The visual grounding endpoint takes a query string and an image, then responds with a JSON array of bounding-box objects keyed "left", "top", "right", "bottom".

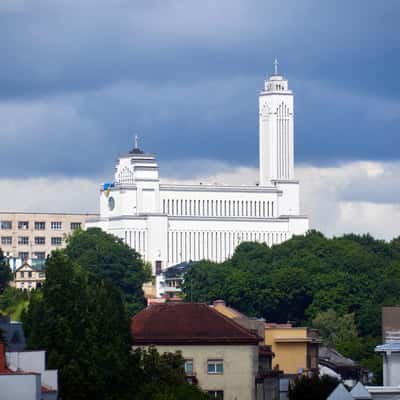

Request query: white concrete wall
[
  {"left": 382, "top": 352, "right": 400, "bottom": 386},
  {"left": 7, "top": 351, "right": 45, "bottom": 373},
  {"left": 0, "top": 374, "right": 41, "bottom": 400}
]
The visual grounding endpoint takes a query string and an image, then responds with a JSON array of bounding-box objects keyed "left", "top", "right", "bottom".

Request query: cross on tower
[
  {"left": 134, "top": 134, "right": 139, "bottom": 149},
  {"left": 274, "top": 58, "right": 279, "bottom": 75}
]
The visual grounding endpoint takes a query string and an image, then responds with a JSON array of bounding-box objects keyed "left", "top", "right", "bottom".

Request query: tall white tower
[{"left": 259, "top": 59, "right": 294, "bottom": 185}]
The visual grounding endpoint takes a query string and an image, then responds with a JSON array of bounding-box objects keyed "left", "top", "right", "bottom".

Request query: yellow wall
[{"left": 265, "top": 328, "right": 308, "bottom": 374}]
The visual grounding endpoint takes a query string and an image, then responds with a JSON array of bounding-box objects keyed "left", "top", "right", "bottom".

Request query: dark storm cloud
[{"left": 0, "top": 0, "right": 399, "bottom": 178}]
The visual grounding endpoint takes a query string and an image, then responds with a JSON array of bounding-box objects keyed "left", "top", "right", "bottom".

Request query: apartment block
[{"left": 0, "top": 212, "right": 98, "bottom": 270}]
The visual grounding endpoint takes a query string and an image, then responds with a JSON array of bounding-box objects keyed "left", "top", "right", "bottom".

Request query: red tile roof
[{"left": 131, "top": 303, "right": 261, "bottom": 345}]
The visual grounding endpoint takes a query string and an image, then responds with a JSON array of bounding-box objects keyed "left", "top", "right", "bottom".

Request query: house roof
[
  {"left": 327, "top": 383, "right": 353, "bottom": 400},
  {"left": 131, "top": 303, "right": 262, "bottom": 345},
  {"left": 351, "top": 382, "right": 372, "bottom": 399}
]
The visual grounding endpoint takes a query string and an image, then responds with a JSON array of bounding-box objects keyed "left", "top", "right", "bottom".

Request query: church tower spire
[{"left": 259, "top": 61, "right": 294, "bottom": 185}]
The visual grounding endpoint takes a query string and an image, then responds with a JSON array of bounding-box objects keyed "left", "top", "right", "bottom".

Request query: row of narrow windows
[
  {"left": 124, "top": 230, "right": 146, "bottom": 257},
  {"left": 168, "top": 230, "right": 288, "bottom": 265},
  {"left": 162, "top": 199, "right": 275, "bottom": 218}
]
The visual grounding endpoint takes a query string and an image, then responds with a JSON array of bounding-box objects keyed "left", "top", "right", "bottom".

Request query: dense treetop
[
  {"left": 65, "top": 227, "right": 150, "bottom": 315},
  {"left": 183, "top": 230, "right": 400, "bottom": 380}
]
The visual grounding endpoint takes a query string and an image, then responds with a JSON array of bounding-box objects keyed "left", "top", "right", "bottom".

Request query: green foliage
[
  {"left": 0, "top": 287, "right": 29, "bottom": 320},
  {"left": 312, "top": 309, "right": 358, "bottom": 348},
  {"left": 65, "top": 227, "right": 149, "bottom": 315},
  {"left": 23, "top": 250, "right": 134, "bottom": 400},
  {"left": 23, "top": 249, "right": 207, "bottom": 400},
  {"left": 0, "top": 249, "right": 12, "bottom": 293},
  {"left": 133, "top": 347, "right": 208, "bottom": 400},
  {"left": 183, "top": 230, "right": 400, "bottom": 380},
  {"left": 289, "top": 374, "right": 339, "bottom": 400}
]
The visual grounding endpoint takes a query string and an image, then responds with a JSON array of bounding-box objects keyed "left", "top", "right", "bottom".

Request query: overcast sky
[{"left": 1, "top": 1, "right": 400, "bottom": 239}]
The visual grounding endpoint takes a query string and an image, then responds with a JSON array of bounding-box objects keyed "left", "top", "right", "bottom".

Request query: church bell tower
[{"left": 259, "top": 59, "right": 294, "bottom": 185}]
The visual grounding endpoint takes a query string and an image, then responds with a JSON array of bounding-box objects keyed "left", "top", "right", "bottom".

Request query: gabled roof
[
  {"left": 327, "top": 383, "right": 353, "bottom": 400},
  {"left": 351, "top": 382, "right": 372, "bottom": 399},
  {"left": 131, "top": 303, "right": 261, "bottom": 345}
]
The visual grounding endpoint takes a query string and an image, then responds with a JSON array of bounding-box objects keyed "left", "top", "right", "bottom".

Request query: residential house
[
  {"left": 131, "top": 302, "right": 266, "bottom": 400},
  {"left": 12, "top": 261, "right": 45, "bottom": 291}
]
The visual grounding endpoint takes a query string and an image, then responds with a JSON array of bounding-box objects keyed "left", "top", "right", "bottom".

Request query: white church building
[{"left": 87, "top": 62, "right": 309, "bottom": 276}]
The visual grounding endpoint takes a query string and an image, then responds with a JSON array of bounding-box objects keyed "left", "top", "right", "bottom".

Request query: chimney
[
  {"left": 0, "top": 342, "right": 6, "bottom": 370},
  {"left": 213, "top": 300, "right": 226, "bottom": 307}
]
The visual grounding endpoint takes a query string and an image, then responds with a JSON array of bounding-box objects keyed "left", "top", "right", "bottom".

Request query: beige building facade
[
  {"left": 0, "top": 212, "right": 98, "bottom": 270},
  {"left": 139, "top": 344, "right": 259, "bottom": 400},
  {"left": 12, "top": 262, "right": 45, "bottom": 291}
]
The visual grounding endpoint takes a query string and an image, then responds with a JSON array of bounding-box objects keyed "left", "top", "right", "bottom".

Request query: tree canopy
[
  {"left": 0, "top": 249, "right": 12, "bottom": 294},
  {"left": 65, "top": 227, "right": 150, "bottom": 315},
  {"left": 183, "top": 230, "right": 400, "bottom": 381},
  {"left": 22, "top": 249, "right": 207, "bottom": 400}
]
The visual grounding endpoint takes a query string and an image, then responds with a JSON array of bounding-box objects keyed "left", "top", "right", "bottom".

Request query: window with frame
[
  {"left": 18, "top": 252, "right": 29, "bottom": 260},
  {"left": 18, "top": 221, "right": 29, "bottom": 230},
  {"left": 51, "top": 237, "right": 62, "bottom": 246},
  {"left": 1, "top": 221, "right": 12, "bottom": 230},
  {"left": 18, "top": 236, "right": 29, "bottom": 245},
  {"left": 207, "top": 360, "right": 223, "bottom": 374},
  {"left": 28, "top": 271, "right": 32, "bottom": 278},
  {"left": 34, "top": 221, "right": 46, "bottom": 230},
  {"left": 184, "top": 359, "right": 194, "bottom": 375},
  {"left": 51, "top": 221, "right": 62, "bottom": 230},
  {"left": 33, "top": 252, "right": 46, "bottom": 260},
  {"left": 207, "top": 391, "right": 224, "bottom": 399},
  {"left": 34, "top": 236, "right": 45, "bottom": 245},
  {"left": 70, "top": 222, "right": 81, "bottom": 230},
  {"left": 1, "top": 236, "right": 12, "bottom": 245},
  {"left": 20, "top": 271, "right": 25, "bottom": 278}
]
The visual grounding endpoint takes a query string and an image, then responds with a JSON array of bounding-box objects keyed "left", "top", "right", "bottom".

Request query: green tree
[
  {"left": 289, "top": 374, "right": 339, "bottom": 400},
  {"left": 312, "top": 309, "right": 358, "bottom": 348},
  {"left": 133, "top": 347, "right": 208, "bottom": 400},
  {"left": 0, "top": 249, "right": 12, "bottom": 293},
  {"left": 65, "top": 227, "right": 150, "bottom": 315},
  {"left": 23, "top": 250, "right": 134, "bottom": 400}
]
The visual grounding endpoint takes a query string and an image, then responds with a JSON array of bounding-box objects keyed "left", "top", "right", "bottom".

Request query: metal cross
[{"left": 274, "top": 58, "right": 279, "bottom": 75}]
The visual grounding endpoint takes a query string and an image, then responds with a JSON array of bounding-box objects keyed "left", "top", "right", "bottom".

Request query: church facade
[{"left": 87, "top": 64, "right": 309, "bottom": 274}]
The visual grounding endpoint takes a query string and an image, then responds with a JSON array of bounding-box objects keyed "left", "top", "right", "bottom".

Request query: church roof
[
  {"left": 129, "top": 147, "right": 144, "bottom": 155},
  {"left": 131, "top": 302, "right": 261, "bottom": 345}
]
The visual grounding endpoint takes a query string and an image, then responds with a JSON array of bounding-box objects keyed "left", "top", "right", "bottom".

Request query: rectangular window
[
  {"left": 1, "top": 221, "right": 12, "bottom": 230},
  {"left": 51, "top": 237, "right": 62, "bottom": 246},
  {"left": 33, "top": 252, "right": 46, "bottom": 260},
  {"left": 34, "top": 236, "right": 45, "bottom": 245},
  {"left": 34, "top": 221, "right": 46, "bottom": 230},
  {"left": 28, "top": 271, "right": 32, "bottom": 278},
  {"left": 207, "top": 391, "right": 224, "bottom": 399},
  {"left": 207, "top": 360, "right": 223, "bottom": 374},
  {"left": 18, "top": 221, "right": 29, "bottom": 230},
  {"left": 18, "top": 236, "right": 29, "bottom": 245},
  {"left": 20, "top": 271, "right": 24, "bottom": 278},
  {"left": 155, "top": 260, "right": 162, "bottom": 275},
  {"left": 1, "top": 236, "right": 12, "bottom": 245},
  {"left": 70, "top": 222, "right": 81, "bottom": 230},
  {"left": 18, "top": 252, "right": 29, "bottom": 260},
  {"left": 51, "top": 221, "right": 62, "bottom": 230},
  {"left": 184, "top": 359, "right": 193, "bottom": 375}
]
